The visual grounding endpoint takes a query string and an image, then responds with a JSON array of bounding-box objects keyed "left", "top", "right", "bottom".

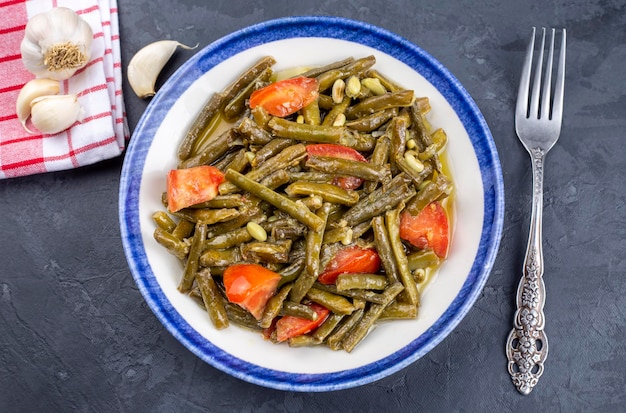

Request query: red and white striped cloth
[{"left": 0, "top": 0, "right": 128, "bottom": 179}]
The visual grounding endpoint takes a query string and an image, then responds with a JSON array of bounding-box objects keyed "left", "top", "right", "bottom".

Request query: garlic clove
[
  {"left": 128, "top": 40, "right": 198, "bottom": 98},
  {"left": 15, "top": 78, "right": 61, "bottom": 133},
  {"left": 20, "top": 7, "right": 93, "bottom": 80},
  {"left": 30, "top": 94, "right": 84, "bottom": 135}
]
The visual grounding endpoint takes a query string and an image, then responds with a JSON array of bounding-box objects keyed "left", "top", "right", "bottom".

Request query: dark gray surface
[{"left": 2, "top": 0, "right": 625, "bottom": 411}]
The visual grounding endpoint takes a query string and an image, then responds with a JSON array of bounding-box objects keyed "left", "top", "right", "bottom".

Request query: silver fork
[{"left": 505, "top": 27, "right": 566, "bottom": 395}]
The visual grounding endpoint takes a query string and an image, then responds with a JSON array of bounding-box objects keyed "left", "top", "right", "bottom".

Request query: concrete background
[{"left": 1, "top": 0, "right": 625, "bottom": 411}]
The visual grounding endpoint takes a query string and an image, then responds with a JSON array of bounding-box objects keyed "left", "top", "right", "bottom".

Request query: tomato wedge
[
  {"left": 399, "top": 201, "right": 450, "bottom": 258},
  {"left": 223, "top": 263, "right": 281, "bottom": 320},
  {"left": 305, "top": 144, "right": 368, "bottom": 190},
  {"left": 249, "top": 77, "right": 319, "bottom": 117},
  {"left": 166, "top": 165, "right": 225, "bottom": 213},
  {"left": 275, "top": 302, "right": 330, "bottom": 342},
  {"left": 317, "top": 245, "right": 382, "bottom": 285}
]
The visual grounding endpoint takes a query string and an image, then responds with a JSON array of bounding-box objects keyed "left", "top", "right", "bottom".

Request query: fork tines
[{"left": 517, "top": 27, "right": 566, "bottom": 123}]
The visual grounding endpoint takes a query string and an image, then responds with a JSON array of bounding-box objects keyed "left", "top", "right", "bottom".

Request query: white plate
[{"left": 119, "top": 16, "right": 504, "bottom": 392}]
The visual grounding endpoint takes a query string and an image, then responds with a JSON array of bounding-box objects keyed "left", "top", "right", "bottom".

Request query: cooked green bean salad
[{"left": 152, "top": 56, "right": 454, "bottom": 352}]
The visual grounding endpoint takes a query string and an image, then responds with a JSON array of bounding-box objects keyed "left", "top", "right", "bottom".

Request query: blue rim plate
[{"left": 119, "top": 16, "right": 504, "bottom": 392}]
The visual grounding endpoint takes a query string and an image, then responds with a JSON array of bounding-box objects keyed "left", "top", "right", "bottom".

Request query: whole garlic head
[{"left": 21, "top": 7, "right": 93, "bottom": 80}]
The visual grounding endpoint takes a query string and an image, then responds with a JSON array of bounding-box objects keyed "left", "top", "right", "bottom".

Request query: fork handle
[{"left": 505, "top": 147, "right": 549, "bottom": 395}]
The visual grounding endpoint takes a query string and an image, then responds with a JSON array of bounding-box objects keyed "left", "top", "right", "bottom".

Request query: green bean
[
  {"left": 430, "top": 128, "right": 447, "bottom": 152},
  {"left": 219, "top": 144, "right": 307, "bottom": 194},
  {"left": 178, "top": 93, "right": 225, "bottom": 161},
  {"left": 179, "top": 128, "right": 237, "bottom": 169},
  {"left": 237, "top": 117, "right": 273, "bottom": 145},
  {"left": 389, "top": 116, "right": 408, "bottom": 174},
  {"left": 363, "top": 136, "right": 390, "bottom": 193},
  {"left": 259, "top": 169, "right": 291, "bottom": 190},
  {"left": 223, "top": 67, "right": 273, "bottom": 121},
  {"left": 297, "top": 194, "right": 324, "bottom": 211},
  {"left": 199, "top": 248, "right": 242, "bottom": 267},
  {"left": 367, "top": 69, "right": 403, "bottom": 93},
  {"left": 290, "top": 202, "right": 331, "bottom": 302},
  {"left": 223, "top": 301, "right": 262, "bottom": 331},
  {"left": 212, "top": 148, "right": 240, "bottom": 171},
  {"left": 289, "top": 171, "right": 337, "bottom": 184},
  {"left": 260, "top": 284, "right": 292, "bottom": 329},
  {"left": 297, "top": 57, "right": 355, "bottom": 79},
  {"left": 316, "top": 55, "right": 376, "bottom": 92},
  {"left": 196, "top": 268, "right": 229, "bottom": 330},
  {"left": 306, "top": 287, "right": 355, "bottom": 315},
  {"left": 345, "top": 90, "right": 414, "bottom": 120},
  {"left": 326, "top": 308, "right": 365, "bottom": 351},
  {"left": 342, "top": 282, "right": 404, "bottom": 352},
  {"left": 301, "top": 98, "right": 321, "bottom": 125},
  {"left": 193, "top": 194, "right": 245, "bottom": 209},
  {"left": 285, "top": 182, "right": 359, "bottom": 206},
  {"left": 221, "top": 148, "right": 249, "bottom": 173},
  {"left": 406, "top": 177, "right": 448, "bottom": 215},
  {"left": 178, "top": 222, "right": 207, "bottom": 293},
  {"left": 251, "top": 105, "right": 271, "bottom": 128},
  {"left": 306, "top": 202, "right": 331, "bottom": 277},
  {"left": 345, "top": 108, "right": 398, "bottom": 132},
  {"left": 343, "top": 177, "right": 415, "bottom": 226},
  {"left": 220, "top": 56, "right": 276, "bottom": 108},
  {"left": 153, "top": 228, "right": 189, "bottom": 260},
  {"left": 305, "top": 156, "right": 389, "bottom": 183},
  {"left": 385, "top": 208, "right": 419, "bottom": 306},
  {"left": 351, "top": 220, "right": 372, "bottom": 239},
  {"left": 204, "top": 227, "right": 252, "bottom": 249},
  {"left": 321, "top": 96, "right": 352, "bottom": 126},
  {"left": 407, "top": 250, "right": 441, "bottom": 271},
  {"left": 251, "top": 138, "right": 293, "bottom": 167},
  {"left": 371, "top": 216, "right": 399, "bottom": 284},
  {"left": 336, "top": 273, "right": 388, "bottom": 291},
  {"left": 410, "top": 100, "right": 433, "bottom": 149},
  {"left": 268, "top": 117, "right": 343, "bottom": 144},
  {"left": 378, "top": 301, "right": 418, "bottom": 321},
  {"left": 278, "top": 257, "right": 305, "bottom": 287},
  {"left": 270, "top": 221, "right": 307, "bottom": 240},
  {"left": 322, "top": 226, "right": 353, "bottom": 245},
  {"left": 225, "top": 169, "right": 324, "bottom": 232},
  {"left": 241, "top": 240, "right": 292, "bottom": 264},
  {"left": 312, "top": 313, "right": 344, "bottom": 342},
  {"left": 345, "top": 132, "right": 377, "bottom": 152},
  {"left": 171, "top": 218, "right": 195, "bottom": 240},
  {"left": 205, "top": 205, "right": 263, "bottom": 239},
  {"left": 280, "top": 301, "right": 318, "bottom": 321},
  {"left": 317, "top": 93, "right": 334, "bottom": 111},
  {"left": 288, "top": 335, "right": 321, "bottom": 347},
  {"left": 312, "top": 282, "right": 391, "bottom": 305},
  {"left": 152, "top": 211, "right": 176, "bottom": 232},
  {"left": 173, "top": 207, "right": 239, "bottom": 224}
]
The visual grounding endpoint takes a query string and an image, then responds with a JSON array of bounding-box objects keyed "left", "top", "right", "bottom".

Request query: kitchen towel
[{"left": 0, "top": 0, "right": 128, "bottom": 179}]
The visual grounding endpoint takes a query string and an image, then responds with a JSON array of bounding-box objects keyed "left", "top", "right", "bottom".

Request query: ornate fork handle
[{"left": 506, "top": 147, "right": 549, "bottom": 395}]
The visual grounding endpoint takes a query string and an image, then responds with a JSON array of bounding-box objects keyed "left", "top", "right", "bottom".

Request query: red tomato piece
[
  {"left": 305, "top": 144, "right": 368, "bottom": 190},
  {"left": 249, "top": 77, "right": 319, "bottom": 117},
  {"left": 223, "top": 263, "right": 281, "bottom": 320},
  {"left": 166, "top": 165, "right": 225, "bottom": 213},
  {"left": 399, "top": 201, "right": 450, "bottom": 258},
  {"left": 317, "top": 245, "right": 382, "bottom": 285},
  {"left": 275, "top": 302, "right": 330, "bottom": 342}
]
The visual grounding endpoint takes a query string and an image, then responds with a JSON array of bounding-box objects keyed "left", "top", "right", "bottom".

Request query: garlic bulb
[
  {"left": 128, "top": 40, "right": 197, "bottom": 98},
  {"left": 21, "top": 7, "right": 93, "bottom": 80},
  {"left": 30, "top": 95, "right": 84, "bottom": 134},
  {"left": 15, "top": 78, "right": 60, "bottom": 132}
]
